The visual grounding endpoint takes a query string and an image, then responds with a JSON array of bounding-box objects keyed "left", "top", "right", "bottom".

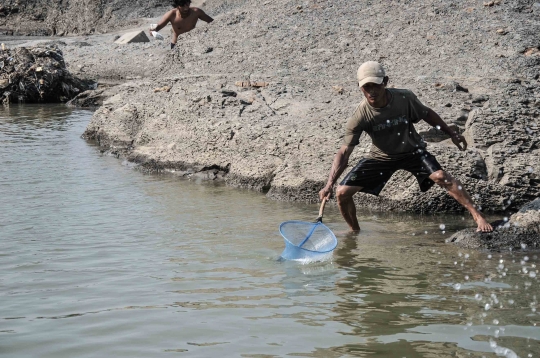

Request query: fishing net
[{"left": 279, "top": 221, "right": 337, "bottom": 259}]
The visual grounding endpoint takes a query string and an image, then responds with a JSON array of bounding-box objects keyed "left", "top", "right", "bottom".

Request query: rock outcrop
[{"left": 447, "top": 198, "right": 540, "bottom": 250}]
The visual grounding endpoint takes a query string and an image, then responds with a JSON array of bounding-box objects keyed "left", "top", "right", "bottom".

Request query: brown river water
[{"left": 1, "top": 105, "right": 539, "bottom": 357}]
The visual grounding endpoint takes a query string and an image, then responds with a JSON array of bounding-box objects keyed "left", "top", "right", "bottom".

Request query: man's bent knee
[
  {"left": 336, "top": 185, "right": 361, "bottom": 202},
  {"left": 429, "top": 170, "right": 452, "bottom": 186},
  {"left": 335, "top": 187, "right": 349, "bottom": 203}
]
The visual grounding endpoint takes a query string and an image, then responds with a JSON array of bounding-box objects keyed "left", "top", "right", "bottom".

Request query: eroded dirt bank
[
  {"left": 0, "top": 0, "right": 172, "bottom": 36},
  {"left": 3, "top": 0, "right": 539, "bottom": 227},
  {"left": 83, "top": 0, "right": 539, "bottom": 216}
]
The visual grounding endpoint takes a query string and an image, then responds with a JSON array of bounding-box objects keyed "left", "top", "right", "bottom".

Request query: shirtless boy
[
  {"left": 319, "top": 61, "right": 493, "bottom": 233},
  {"left": 150, "top": 0, "right": 214, "bottom": 49}
]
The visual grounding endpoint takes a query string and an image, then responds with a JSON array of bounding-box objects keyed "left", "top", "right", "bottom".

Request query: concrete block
[{"left": 114, "top": 31, "right": 150, "bottom": 44}]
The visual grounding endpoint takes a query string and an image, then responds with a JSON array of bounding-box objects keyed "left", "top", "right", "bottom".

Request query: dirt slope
[
  {"left": 82, "top": 0, "right": 539, "bottom": 216},
  {"left": 4, "top": 0, "right": 539, "bottom": 218}
]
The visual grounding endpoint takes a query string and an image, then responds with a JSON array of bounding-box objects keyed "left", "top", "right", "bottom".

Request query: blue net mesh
[{"left": 279, "top": 221, "right": 337, "bottom": 253}]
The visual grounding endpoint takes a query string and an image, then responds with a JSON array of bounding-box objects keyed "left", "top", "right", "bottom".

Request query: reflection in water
[
  {"left": 0, "top": 105, "right": 539, "bottom": 358},
  {"left": 0, "top": 104, "right": 72, "bottom": 130},
  {"left": 328, "top": 232, "right": 540, "bottom": 357}
]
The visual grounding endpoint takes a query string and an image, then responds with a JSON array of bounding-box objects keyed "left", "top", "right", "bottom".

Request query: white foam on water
[{"left": 489, "top": 340, "right": 518, "bottom": 358}]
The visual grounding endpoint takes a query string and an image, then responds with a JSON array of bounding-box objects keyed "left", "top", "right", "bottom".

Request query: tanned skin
[
  {"left": 319, "top": 77, "right": 493, "bottom": 233},
  {"left": 150, "top": 3, "right": 213, "bottom": 45}
]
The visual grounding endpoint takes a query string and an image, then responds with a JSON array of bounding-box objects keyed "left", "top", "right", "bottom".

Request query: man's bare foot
[
  {"left": 346, "top": 230, "right": 361, "bottom": 239},
  {"left": 334, "top": 229, "right": 361, "bottom": 237},
  {"left": 475, "top": 216, "right": 493, "bottom": 233}
]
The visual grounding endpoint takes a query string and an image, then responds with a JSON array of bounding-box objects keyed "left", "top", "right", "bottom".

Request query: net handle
[
  {"left": 315, "top": 196, "right": 329, "bottom": 223},
  {"left": 298, "top": 197, "right": 329, "bottom": 248}
]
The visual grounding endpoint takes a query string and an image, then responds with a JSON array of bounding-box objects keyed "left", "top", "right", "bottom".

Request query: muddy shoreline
[{"left": 2, "top": 0, "right": 540, "bottom": 249}]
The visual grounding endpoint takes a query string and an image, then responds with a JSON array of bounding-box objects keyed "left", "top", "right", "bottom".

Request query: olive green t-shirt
[{"left": 343, "top": 88, "right": 430, "bottom": 160}]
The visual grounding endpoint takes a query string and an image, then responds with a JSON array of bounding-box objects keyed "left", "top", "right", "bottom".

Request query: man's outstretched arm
[
  {"left": 423, "top": 108, "right": 467, "bottom": 151},
  {"left": 198, "top": 9, "right": 214, "bottom": 23},
  {"left": 151, "top": 10, "right": 173, "bottom": 33},
  {"left": 319, "top": 145, "right": 355, "bottom": 200}
]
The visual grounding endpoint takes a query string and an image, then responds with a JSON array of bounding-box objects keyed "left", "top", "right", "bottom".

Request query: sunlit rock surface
[{"left": 448, "top": 198, "right": 540, "bottom": 250}]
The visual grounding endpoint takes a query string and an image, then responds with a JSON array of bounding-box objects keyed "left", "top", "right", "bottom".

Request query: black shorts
[{"left": 339, "top": 150, "right": 442, "bottom": 196}]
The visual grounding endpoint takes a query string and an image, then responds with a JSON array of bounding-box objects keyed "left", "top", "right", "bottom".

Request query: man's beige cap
[{"left": 357, "top": 61, "right": 385, "bottom": 88}]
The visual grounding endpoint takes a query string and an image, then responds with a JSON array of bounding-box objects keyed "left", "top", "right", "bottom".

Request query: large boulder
[{"left": 447, "top": 198, "right": 540, "bottom": 250}]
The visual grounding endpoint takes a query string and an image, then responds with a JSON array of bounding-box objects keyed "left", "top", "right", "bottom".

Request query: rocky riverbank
[
  {"left": 3, "top": 0, "right": 540, "bottom": 248},
  {"left": 0, "top": 0, "right": 172, "bottom": 36},
  {"left": 84, "top": 0, "right": 540, "bottom": 210}
]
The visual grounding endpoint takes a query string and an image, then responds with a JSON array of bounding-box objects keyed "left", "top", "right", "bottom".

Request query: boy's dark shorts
[{"left": 339, "top": 150, "right": 442, "bottom": 196}]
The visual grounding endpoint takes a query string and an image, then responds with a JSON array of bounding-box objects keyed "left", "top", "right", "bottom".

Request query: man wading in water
[
  {"left": 150, "top": 0, "right": 214, "bottom": 49},
  {"left": 319, "top": 61, "right": 493, "bottom": 233}
]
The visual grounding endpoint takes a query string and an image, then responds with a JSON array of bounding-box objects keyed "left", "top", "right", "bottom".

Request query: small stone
[
  {"left": 472, "top": 95, "right": 489, "bottom": 103},
  {"left": 251, "top": 81, "right": 269, "bottom": 88},
  {"left": 235, "top": 81, "right": 251, "bottom": 87},
  {"left": 523, "top": 47, "right": 540, "bottom": 57},
  {"left": 234, "top": 81, "right": 268, "bottom": 88},
  {"left": 153, "top": 85, "right": 171, "bottom": 93},
  {"left": 239, "top": 99, "right": 253, "bottom": 105},
  {"left": 455, "top": 84, "right": 468, "bottom": 93},
  {"left": 496, "top": 29, "right": 508, "bottom": 35},
  {"left": 221, "top": 89, "right": 237, "bottom": 97},
  {"left": 332, "top": 86, "right": 344, "bottom": 95}
]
